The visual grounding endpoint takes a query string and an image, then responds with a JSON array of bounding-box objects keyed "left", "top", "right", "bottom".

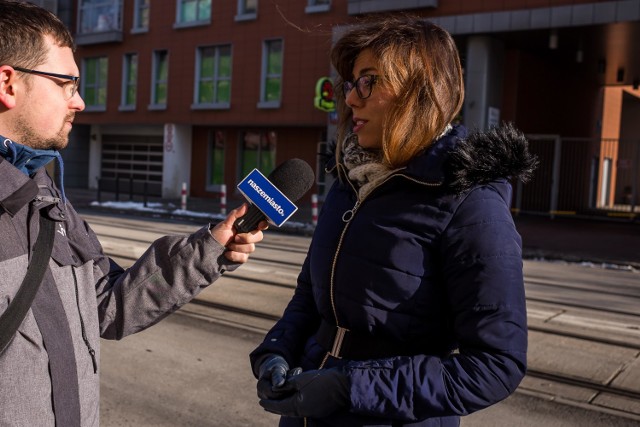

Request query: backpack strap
[{"left": 0, "top": 214, "right": 56, "bottom": 354}]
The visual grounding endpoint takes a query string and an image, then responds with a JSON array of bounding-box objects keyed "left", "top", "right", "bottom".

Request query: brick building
[{"left": 55, "top": 0, "right": 640, "bottom": 214}]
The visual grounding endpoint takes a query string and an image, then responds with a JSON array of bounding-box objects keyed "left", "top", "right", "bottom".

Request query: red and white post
[
  {"left": 220, "top": 184, "right": 227, "bottom": 215},
  {"left": 180, "top": 182, "right": 187, "bottom": 211},
  {"left": 311, "top": 194, "right": 318, "bottom": 226}
]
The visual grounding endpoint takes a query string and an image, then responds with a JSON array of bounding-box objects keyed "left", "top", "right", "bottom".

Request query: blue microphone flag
[{"left": 236, "top": 168, "right": 298, "bottom": 227}]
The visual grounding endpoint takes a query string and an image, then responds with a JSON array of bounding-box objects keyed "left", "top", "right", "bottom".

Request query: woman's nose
[{"left": 345, "top": 86, "right": 361, "bottom": 109}]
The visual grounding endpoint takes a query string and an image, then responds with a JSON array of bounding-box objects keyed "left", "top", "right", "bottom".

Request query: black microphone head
[{"left": 267, "top": 158, "right": 315, "bottom": 202}]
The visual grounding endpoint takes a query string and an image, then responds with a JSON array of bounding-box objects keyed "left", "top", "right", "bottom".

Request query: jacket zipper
[
  {"left": 309, "top": 168, "right": 442, "bottom": 426},
  {"left": 71, "top": 268, "right": 98, "bottom": 373},
  {"left": 321, "top": 169, "right": 442, "bottom": 369}
]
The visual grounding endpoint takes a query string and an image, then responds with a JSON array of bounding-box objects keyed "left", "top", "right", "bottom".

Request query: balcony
[
  {"left": 75, "top": 1, "right": 123, "bottom": 45},
  {"left": 347, "top": 0, "right": 437, "bottom": 15}
]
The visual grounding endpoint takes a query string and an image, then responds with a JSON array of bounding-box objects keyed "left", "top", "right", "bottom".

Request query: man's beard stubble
[{"left": 14, "top": 111, "right": 73, "bottom": 151}]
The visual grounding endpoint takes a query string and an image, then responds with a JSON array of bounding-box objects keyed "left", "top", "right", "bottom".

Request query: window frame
[
  {"left": 149, "top": 50, "right": 169, "bottom": 110},
  {"left": 119, "top": 53, "right": 138, "bottom": 111},
  {"left": 192, "top": 44, "right": 232, "bottom": 110},
  {"left": 81, "top": 56, "right": 108, "bottom": 112},
  {"left": 174, "top": 0, "right": 211, "bottom": 28},
  {"left": 257, "top": 38, "right": 283, "bottom": 109},
  {"left": 235, "top": 0, "right": 257, "bottom": 21},
  {"left": 206, "top": 130, "right": 227, "bottom": 191},
  {"left": 77, "top": 0, "right": 123, "bottom": 35},
  {"left": 132, "top": 0, "right": 150, "bottom": 33},
  {"left": 237, "top": 130, "right": 277, "bottom": 184},
  {"left": 305, "top": 0, "right": 331, "bottom": 14}
]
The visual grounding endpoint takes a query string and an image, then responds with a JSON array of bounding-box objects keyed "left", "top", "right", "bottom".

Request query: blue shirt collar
[{"left": 0, "top": 135, "right": 66, "bottom": 202}]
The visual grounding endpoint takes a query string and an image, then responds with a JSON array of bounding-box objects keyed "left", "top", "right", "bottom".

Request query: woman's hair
[
  {"left": 0, "top": 1, "right": 75, "bottom": 69},
  {"left": 331, "top": 15, "right": 464, "bottom": 168}
]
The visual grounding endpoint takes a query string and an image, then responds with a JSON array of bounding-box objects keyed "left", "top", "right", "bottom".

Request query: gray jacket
[{"left": 0, "top": 157, "right": 235, "bottom": 426}]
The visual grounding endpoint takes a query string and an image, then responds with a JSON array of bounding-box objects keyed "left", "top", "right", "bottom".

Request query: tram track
[
  {"left": 526, "top": 369, "right": 640, "bottom": 401},
  {"left": 86, "top": 212, "right": 640, "bottom": 421},
  {"left": 526, "top": 277, "right": 640, "bottom": 299},
  {"left": 525, "top": 295, "right": 640, "bottom": 318},
  {"left": 102, "top": 245, "right": 640, "bottom": 347},
  {"left": 181, "top": 298, "right": 640, "bottom": 420}
]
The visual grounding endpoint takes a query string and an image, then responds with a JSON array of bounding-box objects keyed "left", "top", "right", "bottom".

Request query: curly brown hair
[{"left": 331, "top": 15, "right": 464, "bottom": 168}]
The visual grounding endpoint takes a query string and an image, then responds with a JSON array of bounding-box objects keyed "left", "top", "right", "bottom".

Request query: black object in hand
[
  {"left": 257, "top": 354, "right": 302, "bottom": 400},
  {"left": 259, "top": 367, "right": 349, "bottom": 418}
]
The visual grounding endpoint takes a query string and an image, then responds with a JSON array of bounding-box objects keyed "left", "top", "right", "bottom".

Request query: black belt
[{"left": 315, "top": 319, "right": 416, "bottom": 361}]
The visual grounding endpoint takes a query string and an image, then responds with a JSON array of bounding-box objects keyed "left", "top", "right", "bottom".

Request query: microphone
[{"left": 234, "top": 158, "right": 315, "bottom": 233}]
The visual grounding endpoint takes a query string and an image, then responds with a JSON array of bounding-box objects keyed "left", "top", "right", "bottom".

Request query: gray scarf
[
  {"left": 341, "top": 125, "right": 453, "bottom": 200},
  {"left": 341, "top": 134, "right": 400, "bottom": 200}
]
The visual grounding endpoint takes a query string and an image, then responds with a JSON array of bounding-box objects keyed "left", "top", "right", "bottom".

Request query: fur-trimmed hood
[
  {"left": 400, "top": 123, "right": 538, "bottom": 194},
  {"left": 325, "top": 123, "right": 538, "bottom": 194},
  {"left": 447, "top": 123, "right": 538, "bottom": 193}
]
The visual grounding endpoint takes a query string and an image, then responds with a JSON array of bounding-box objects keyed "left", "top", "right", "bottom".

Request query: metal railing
[
  {"left": 96, "top": 176, "right": 163, "bottom": 207},
  {"left": 513, "top": 136, "right": 639, "bottom": 221}
]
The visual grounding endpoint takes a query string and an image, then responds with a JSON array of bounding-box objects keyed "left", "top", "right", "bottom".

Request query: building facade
[
  {"left": 69, "top": 0, "right": 348, "bottom": 204},
  {"left": 64, "top": 0, "right": 640, "bottom": 216}
]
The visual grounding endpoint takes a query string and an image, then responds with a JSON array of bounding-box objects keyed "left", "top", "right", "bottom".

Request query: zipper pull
[{"left": 341, "top": 201, "right": 359, "bottom": 222}]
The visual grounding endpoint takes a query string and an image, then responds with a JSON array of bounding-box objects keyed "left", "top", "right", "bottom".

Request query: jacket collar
[
  {"left": 402, "top": 124, "right": 467, "bottom": 184},
  {"left": 0, "top": 135, "right": 60, "bottom": 176},
  {"left": 326, "top": 122, "right": 537, "bottom": 194},
  {"left": 0, "top": 157, "right": 39, "bottom": 216},
  {"left": 0, "top": 135, "right": 67, "bottom": 203}
]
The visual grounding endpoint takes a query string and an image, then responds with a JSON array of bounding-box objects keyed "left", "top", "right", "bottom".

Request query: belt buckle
[{"left": 329, "top": 326, "right": 349, "bottom": 359}]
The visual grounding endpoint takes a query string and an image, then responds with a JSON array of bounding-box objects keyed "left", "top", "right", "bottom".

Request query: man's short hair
[{"left": 0, "top": 1, "right": 75, "bottom": 69}]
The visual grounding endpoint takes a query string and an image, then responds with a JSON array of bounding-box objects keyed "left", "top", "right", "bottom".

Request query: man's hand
[{"left": 210, "top": 203, "right": 268, "bottom": 263}]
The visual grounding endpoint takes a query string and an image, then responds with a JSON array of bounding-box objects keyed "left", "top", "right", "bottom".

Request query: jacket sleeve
[
  {"left": 82, "top": 217, "right": 237, "bottom": 340},
  {"left": 345, "top": 184, "right": 527, "bottom": 421},
  {"left": 249, "top": 253, "right": 322, "bottom": 376}
]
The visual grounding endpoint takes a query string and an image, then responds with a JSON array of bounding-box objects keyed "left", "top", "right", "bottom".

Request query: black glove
[
  {"left": 259, "top": 367, "right": 350, "bottom": 418},
  {"left": 256, "top": 354, "right": 302, "bottom": 400}
]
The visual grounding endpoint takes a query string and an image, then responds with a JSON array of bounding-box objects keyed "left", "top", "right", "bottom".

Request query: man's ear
[{"left": 0, "top": 66, "right": 18, "bottom": 109}]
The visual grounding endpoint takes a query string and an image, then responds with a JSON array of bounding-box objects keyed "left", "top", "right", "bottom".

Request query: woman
[{"left": 250, "top": 15, "right": 537, "bottom": 427}]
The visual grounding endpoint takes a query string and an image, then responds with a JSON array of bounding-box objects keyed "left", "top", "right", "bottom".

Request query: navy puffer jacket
[{"left": 251, "top": 124, "right": 537, "bottom": 427}]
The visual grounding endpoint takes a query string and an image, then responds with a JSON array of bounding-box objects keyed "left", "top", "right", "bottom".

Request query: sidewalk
[
  {"left": 71, "top": 187, "right": 640, "bottom": 421},
  {"left": 67, "top": 187, "right": 640, "bottom": 269}
]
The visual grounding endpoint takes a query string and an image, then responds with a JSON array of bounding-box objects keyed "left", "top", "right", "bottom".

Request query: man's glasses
[
  {"left": 13, "top": 66, "right": 80, "bottom": 100},
  {"left": 342, "top": 74, "right": 380, "bottom": 100}
]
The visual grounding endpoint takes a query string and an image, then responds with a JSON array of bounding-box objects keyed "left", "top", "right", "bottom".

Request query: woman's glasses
[{"left": 342, "top": 74, "right": 379, "bottom": 100}]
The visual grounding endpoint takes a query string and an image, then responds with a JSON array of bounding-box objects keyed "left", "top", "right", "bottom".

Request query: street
[
  {"left": 84, "top": 211, "right": 640, "bottom": 426},
  {"left": 100, "top": 311, "right": 639, "bottom": 427}
]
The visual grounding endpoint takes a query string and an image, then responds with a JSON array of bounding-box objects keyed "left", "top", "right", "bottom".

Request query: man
[{"left": 0, "top": 2, "right": 265, "bottom": 426}]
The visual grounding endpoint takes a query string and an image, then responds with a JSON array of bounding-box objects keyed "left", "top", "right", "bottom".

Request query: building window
[
  {"left": 132, "top": 0, "right": 149, "bottom": 32},
  {"left": 78, "top": 0, "right": 122, "bottom": 34},
  {"left": 257, "top": 39, "right": 283, "bottom": 109},
  {"left": 120, "top": 53, "right": 138, "bottom": 110},
  {"left": 193, "top": 45, "right": 232, "bottom": 109},
  {"left": 239, "top": 131, "right": 276, "bottom": 180},
  {"left": 305, "top": 0, "right": 330, "bottom": 13},
  {"left": 207, "top": 130, "right": 226, "bottom": 190},
  {"left": 150, "top": 50, "right": 169, "bottom": 109},
  {"left": 235, "top": 0, "right": 257, "bottom": 21},
  {"left": 82, "top": 56, "right": 108, "bottom": 111},
  {"left": 176, "top": 0, "right": 211, "bottom": 27}
]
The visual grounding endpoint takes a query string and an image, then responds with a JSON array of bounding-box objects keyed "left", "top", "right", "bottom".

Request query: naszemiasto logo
[{"left": 247, "top": 179, "right": 285, "bottom": 217}]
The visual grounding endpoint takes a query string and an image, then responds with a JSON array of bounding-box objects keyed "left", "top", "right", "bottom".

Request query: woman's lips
[{"left": 353, "top": 119, "right": 366, "bottom": 133}]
